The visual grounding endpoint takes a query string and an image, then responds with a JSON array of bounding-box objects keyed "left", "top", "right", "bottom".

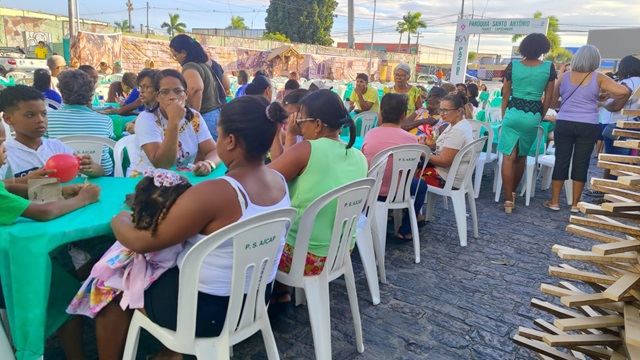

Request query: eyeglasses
[
  {"left": 439, "top": 108, "right": 460, "bottom": 114},
  {"left": 393, "top": 73, "right": 408, "bottom": 78},
  {"left": 137, "top": 85, "right": 153, "bottom": 92},
  {"left": 157, "top": 88, "right": 186, "bottom": 98}
]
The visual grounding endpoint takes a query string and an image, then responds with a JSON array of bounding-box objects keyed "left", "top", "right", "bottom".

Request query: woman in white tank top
[{"left": 96, "top": 96, "right": 291, "bottom": 359}]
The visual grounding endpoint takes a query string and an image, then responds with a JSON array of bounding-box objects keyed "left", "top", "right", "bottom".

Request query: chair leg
[
  {"left": 392, "top": 209, "right": 402, "bottom": 235},
  {"left": 261, "top": 319, "right": 281, "bottom": 360},
  {"left": 424, "top": 192, "right": 437, "bottom": 221},
  {"left": 474, "top": 161, "right": 484, "bottom": 198},
  {"left": 565, "top": 179, "right": 573, "bottom": 205},
  {"left": 451, "top": 193, "right": 468, "bottom": 246},
  {"left": 494, "top": 162, "right": 502, "bottom": 202},
  {"left": 295, "top": 287, "right": 306, "bottom": 306},
  {"left": 407, "top": 201, "right": 421, "bottom": 264},
  {"left": 373, "top": 204, "right": 388, "bottom": 284},
  {"left": 343, "top": 260, "right": 365, "bottom": 353},
  {"left": 355, "top": 227, "right": 381, "bottom": 305},
  {"left": 467, "top": 187, "right": 479, "bottom": 239},
  {"left": 303, "top": 278, "right": 333, "bottom": 360},
  {"left": 524, "top": 164, "right": 534, "bottom": 206},
  {"left": 0, "top": 318, "right": 14, "bottom": 360},
  {"left": 122, "top": 313, "right": 142, "bottom": 360}
]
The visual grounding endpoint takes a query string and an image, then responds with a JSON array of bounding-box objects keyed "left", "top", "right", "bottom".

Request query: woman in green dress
[{"left": 498, "top": 33, "right": 557, "bottom": 213}]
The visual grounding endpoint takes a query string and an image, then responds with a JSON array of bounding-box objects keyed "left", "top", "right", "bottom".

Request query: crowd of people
[{"left": 1, "top": 30, "right": 638, "bottom": 359}]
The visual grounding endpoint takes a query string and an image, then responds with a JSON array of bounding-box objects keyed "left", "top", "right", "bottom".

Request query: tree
[
  {"left": 512, "top": 11, "right": 560, "bottom": 54},
  {"left": 114, "top": 20, "right": 129, "bottom": 33},
  {"left": 161, "top": 14, "right": 187, "bottom": 38},
  {"left": 395, "top": 22, "right": 408, "bottom": 52},
  {"left": 226, "top": 16, "right": 249, "bottom": 30},
  {"left": 545, "top": 48, "right": 573, "bottom": 64},
  {"left": 396, "top": 12, "right": 426, "bottom": 53},
  {"left": 263, "top": 32, "right": 291, "bottom": 43},
  {"left": 468, "top": 51, "right": 477, "bottom": 63},
  {"left": 265, "top": 0, "right": 338, "bottom": 46}
]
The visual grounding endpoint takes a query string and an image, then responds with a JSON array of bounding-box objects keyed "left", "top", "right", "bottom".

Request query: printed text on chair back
[{"left": 57, "top": 135, "right": 116, "bottom": 167}]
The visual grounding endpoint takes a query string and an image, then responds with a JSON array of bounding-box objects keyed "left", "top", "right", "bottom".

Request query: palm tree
[
  {"left": 396, "top": 22, "right": 408, "bottom": 52},
  {"left": 161, "top": 14, "right": 187, "bottom": 38},
  {"left": 114, "top": 20, "right": 129, "bottom": 33},
  {"left": 226, "top": 16, "right": 249, "bottom": 30},
  {"left": 512, "top": 11, "right": 560, "bottom": 53},
  {"left": 402, "top": 12, "right": 427, "bottom": 53}
]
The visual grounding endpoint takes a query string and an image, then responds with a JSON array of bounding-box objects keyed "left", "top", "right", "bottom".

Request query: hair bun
[
  {"left": 339, "top": 115, "right": 354, "bottom": 128},
  {"left": 265, "top": 102, "right": 288, "bottom": 124}
]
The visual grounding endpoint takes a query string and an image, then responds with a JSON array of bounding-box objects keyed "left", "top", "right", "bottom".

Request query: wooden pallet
[{"left": 515, "top": 146, "right": 640, "bottom": 359}]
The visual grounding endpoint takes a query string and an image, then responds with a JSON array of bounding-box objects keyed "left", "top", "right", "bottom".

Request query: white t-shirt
[
  {"left": 612, "top": 77, "right": 640, "bottom": 123},
  {"left": 128, "top": 109, "right": 212, "bottom": 176},
  {"left": 435, "top": 119, "right": 474, "bottom": 189},
  {"left": 5, "top": 138, "right": 74, "bottom": 178}
]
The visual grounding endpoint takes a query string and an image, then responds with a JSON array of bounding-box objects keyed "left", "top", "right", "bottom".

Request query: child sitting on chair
[
  {"left": 0, "top": 85, "right": 104, "bottom": 180},
  {"left": 67, "top": 169, "right": 191, "bottom": 317}
]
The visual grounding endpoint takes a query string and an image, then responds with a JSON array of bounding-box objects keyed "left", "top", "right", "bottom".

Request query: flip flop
[
  {"left": 570, "top": 206, "right": 580, "bottom": 213},
  {"left": 543, "top": 201, "right": 560, "bottom": 211},
  {"left": 417, "top": 219, "right": 428, "bottom": 228},
  {"left": 396, "top": 232, "right": 413, "bottom": 241}
]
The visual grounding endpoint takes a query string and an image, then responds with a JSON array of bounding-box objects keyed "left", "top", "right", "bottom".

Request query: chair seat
[
  {"left": 478, "top": 152, "right": 497, "bottom": 163},
  {"left": 538, "top": 154, "right": 555, "bottom": 167}
]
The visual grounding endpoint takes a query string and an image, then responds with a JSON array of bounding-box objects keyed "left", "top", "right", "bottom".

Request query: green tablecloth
[{"left": 0, "top": 166, "right": 227, "bottom": 360}]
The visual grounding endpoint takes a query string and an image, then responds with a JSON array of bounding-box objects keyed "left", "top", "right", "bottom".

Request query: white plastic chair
[
  {"left": 494, "top": 126, "right": 544, "bottom": 206},
  {"left": 372, "top": 144, "right": 430, "bottom": 264},
  {"left": 106, "top": 74, "right": 123, "bottom": 83},
  {"left": 1, "top": 120, "right": 11, "bottom": 138},
  {"left": 538, "top": 154, "right": 573, "bottom": 205},
  {"left": 45, "top": 99, "right": 62, "bottom": 110},
  {"left": 424, "top": 137, "right": 486, "bottom": 246},
  {"left": 95, "top": 85, "right": 110, "bottom": 99},
  {"left": 56, "top": 135, "right": 116, "bottom": 166},
  {"left": 353, "top": 111, "right": 378, "bottom": 137},
  {"left": 0, "top": 310, "right": 14, "bottom": 360},
  {"left": 468, "top": 119, "right": 498, "bottom": 198},
  {"left": 355, "top": 154, "right": 389, "bottom": 303},
  {"left": 5, "top": 71, "right": 28, "bottom": 80},
  {"left": 276, "top": 178, "right": 375, "bottom": 360},
  {"left": 485, "top": 107, "right": 502, "bottom": 122},
  {"left": 123, "top": 208, "right": 298, "bottom": 360},
  {"left": 113, "top": 135, "right": 136, "bottom": 177}
]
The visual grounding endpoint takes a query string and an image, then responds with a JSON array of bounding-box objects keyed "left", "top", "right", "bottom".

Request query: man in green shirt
[{"left": 349, "top": 73, "right": 380, "bottom": 114}]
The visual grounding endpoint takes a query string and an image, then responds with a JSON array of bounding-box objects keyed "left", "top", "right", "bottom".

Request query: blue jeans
[
  {"left": 202, "top": 108, "right": 222, "bottom": 141},
  {"left": 378, "top": 178, "right": 428, "bottom": 235}
]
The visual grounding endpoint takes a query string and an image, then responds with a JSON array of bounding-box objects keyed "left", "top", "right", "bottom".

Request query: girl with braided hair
[{"left": 67, "top": 169, "right": 191, "bottom": 318}]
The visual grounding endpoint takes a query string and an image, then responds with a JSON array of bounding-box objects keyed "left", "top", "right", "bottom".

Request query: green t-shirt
[
  {"left": 286, "top": 138, "right": 368, "bottom": 257},
  {"left": 0, "top": 181, "right": 30, "bottom": 225},
  {"left": 349, "top": 86, "right": 380, "bottom": 113}
]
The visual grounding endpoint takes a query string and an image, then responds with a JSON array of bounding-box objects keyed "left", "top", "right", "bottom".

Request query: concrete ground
[{"left": 45, "top": 160, "right": 603, "bottom": 359}]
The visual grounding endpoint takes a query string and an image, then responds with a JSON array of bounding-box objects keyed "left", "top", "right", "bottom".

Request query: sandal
[
  {"left": 504, "top": 201, "right": 514, "bottom": 214},
  {"left": 396, "top": 232, "right": 413, "bottom": 241},
  {"left": 417, "top": 219, "right": 428, "bottom": 228},
  {"left": 543, "top": 201, "right": 560, "bottom": 211},
  {"left": 570, "top": 206, "right": 580, "bottom": 213},
  {"left": 268, "top": 290, "right": 293, "bottom": 318}
]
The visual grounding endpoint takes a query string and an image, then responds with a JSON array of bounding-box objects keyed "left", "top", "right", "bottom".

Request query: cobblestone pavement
[{"left": 46, "top": 161, "right": 604, "bottom": 359}]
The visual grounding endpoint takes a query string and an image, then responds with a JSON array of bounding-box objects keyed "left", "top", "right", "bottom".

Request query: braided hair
[{"left": 130, "top": 176, "right": 192, "bottom": 236}]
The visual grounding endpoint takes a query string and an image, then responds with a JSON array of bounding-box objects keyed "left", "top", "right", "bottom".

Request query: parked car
[
  {"left": 0, "top": 47, "right": 48, "bottom": 76},
  {"left": 416, "top": 74, "right": 438, "bottom": 85},
  {"left": 445, "top": 73, "right": 479, "bottom": 83}
]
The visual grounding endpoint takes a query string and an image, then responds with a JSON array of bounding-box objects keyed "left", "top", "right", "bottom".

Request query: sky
[{"left": 2, "top": 0, "right": 639, "bottom": 57}]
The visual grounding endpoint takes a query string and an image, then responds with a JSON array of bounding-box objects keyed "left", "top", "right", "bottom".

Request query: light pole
[{"left": 367, "top": 0, "right": 377, "bottom": 77}]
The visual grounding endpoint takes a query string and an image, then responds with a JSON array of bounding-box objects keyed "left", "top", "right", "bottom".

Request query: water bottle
[
  {"left": 432, "top": 125, "right": 440, "bottom": 142},
  {"left": 98, "top": 95, "right": 105, "bottom": 108}
]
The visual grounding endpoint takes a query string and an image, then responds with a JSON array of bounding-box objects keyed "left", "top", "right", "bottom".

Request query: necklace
[{"left": 154, "top": 110, "right": 189, "bottom": 135}]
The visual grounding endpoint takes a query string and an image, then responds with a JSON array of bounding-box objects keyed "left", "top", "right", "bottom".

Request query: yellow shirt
[
  {"left": 383, "top": 85, "right": 421, "bottom": 115},
  {"left": 34, "top": 46, "right": 48, "bottom": 59},
  {"left": 349, "top": 86, "right": 380, "bottom": 113}
]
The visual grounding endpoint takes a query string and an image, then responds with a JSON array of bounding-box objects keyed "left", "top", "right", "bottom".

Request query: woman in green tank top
[{"left": 269, "top": 90, "right": 368, "bottom": 279}]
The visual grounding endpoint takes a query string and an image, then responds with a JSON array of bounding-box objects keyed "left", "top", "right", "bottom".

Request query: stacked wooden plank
[{"left": 513, "top": 102, "right": 640, "bottom": 359}]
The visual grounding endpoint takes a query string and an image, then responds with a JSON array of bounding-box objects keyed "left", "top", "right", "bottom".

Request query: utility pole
[
  {"left": 67, "top": 0, "right": 75, "bottom": 38},
  {"left": 367, "top": 0, "right": 377, "bottom": 77},
  {"left": 460, "top": 0, "right": 465, "bottom": 19},
  {"left": 126, "top": 1, "right": 133, "bottom": 32},
  {"left": 146, "top": 2, "right": 149, "bottom": 38},
  {"left": 347, "top": 0, "right": 354, "bottom": 48},
  {"left": 75, "top": 0, "right": 80, "bottom": 33}
]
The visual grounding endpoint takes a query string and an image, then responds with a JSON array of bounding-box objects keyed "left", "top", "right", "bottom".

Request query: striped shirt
[{"left": 46, "top": 104, "right": 115, "bottom": 175}]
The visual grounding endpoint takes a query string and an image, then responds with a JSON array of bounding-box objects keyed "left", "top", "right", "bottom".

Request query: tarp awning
[{"left": 267, "top": 46, "right": 303, "bottom": 61}]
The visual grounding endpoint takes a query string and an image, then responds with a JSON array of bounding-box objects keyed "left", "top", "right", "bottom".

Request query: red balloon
[{"left": 45, "top": 154, "right": 80, "bottom": 183}]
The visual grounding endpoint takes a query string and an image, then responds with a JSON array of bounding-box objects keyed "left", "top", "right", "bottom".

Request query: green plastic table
[{"left": 0, "top": 166, "right": 227, "bottom": 360}]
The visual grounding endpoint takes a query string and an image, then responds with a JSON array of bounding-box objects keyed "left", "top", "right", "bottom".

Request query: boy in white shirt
[{"left": 2, "top": 85, "right": 104, "bottom": 179}]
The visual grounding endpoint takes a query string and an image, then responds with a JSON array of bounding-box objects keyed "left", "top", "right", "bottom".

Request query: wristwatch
[{"left": 205, "top": 160, "right": 217, "bottom": 171}]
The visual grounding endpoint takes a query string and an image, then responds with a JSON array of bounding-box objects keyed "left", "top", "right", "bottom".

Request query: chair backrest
[
  {"left": 95, "top": 85, "right": 110, "bottom": 99},
  {"left": 468, "top": 119, "right": 494, "bottom": 152},
  {"left": 113, "top": 134, "right": 136, "bottom": 177},
  {"left": 57, "top": 135, "right": 116, "bottom": 165},
  {"left": 485, "top": 107, "right": 502, "bottom": 122},
  {"left": 354, "top": 111, "right": 378, "bottom": 136},
  {"left": 176, "top": 208, "right": 297, "bottom": 343},
  {"left": 45, "top": 99, "right": 62, "bottom": 110},
  {"left": 362, "top": 153, "right": 390, "bottom": 227},
  {"left": 371, "top": 144, "right": 430, "bottom": 205},
  {"left": 6, "top": 71, "right": 28, "bottom": 80},
  {"left": 106, "top": 74, "right": 123, "bottom": 83},
  {"left": 442, "top": 137, "right": 487, "bottom": 192},
  {"left": 285, "top": 178, "right": 375, "bottom": 283}
]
